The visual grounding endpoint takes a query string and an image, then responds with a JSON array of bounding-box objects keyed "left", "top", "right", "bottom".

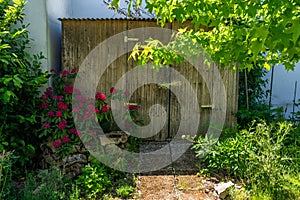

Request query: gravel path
[{"left": 136, "top": 175, "right": 220, "bottom": 200}]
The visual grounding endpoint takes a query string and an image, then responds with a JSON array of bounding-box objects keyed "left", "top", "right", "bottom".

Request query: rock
[
  {"left": 63, "top": 154, "right": 88, "bottom": 167},
  {"left": 208, "top": 177, "right": 220, "bottom": 183},
  {"left": 39, "top": 131, "right": 131, "bottom": 178},
  {"left": 214, "top": 181, "right": 234, "bottom": 199},
  {"left": 201, "top": 179, "right": 215, "bottom": 191},
  {"left": 211, "top": 190, "right": 220, "bottom": 199},
  {"left": 99, "top": 135, "right": 115, "bottom": 146},
  {"left": 39, "top": 142, "right": 90, "bottom": 178}
]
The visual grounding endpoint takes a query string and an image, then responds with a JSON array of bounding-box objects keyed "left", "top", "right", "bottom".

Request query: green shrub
[
  {"left": 0, "top": 0, "right": 48, "bottom": 172},
  {"left": 0, "top": 151, "right": 16, "bottom": 199},
  {"left": 76, "top": 159, "right": 112, "bottom": 199},
  {"left": 38, "top": 69, "right": 112, "bottom": 157},
  {"left": 75, "top": 157, "right": 136, "bottom": 199},
  {"left": 194, "top": 121, "right": 300, "bottom": 199},
  {"left": 21, "top": 167, "right": 70, "bottom": 200},
  {"left": 116, "top": 184, "right": 135, "bottom": 199}
]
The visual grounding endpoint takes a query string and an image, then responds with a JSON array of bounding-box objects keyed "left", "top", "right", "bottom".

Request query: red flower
[
  {"left": 77, "top": 116, "right": 83, "bottom": 122},
  {"left": 87, "top": 104, "right": 94, "bottom": 111},
  {"left": 64, "top": 85, "right": 74, "bottom": 94},
  {"left": 95, "top": 107, "right": 99, "bottom": 114},
  {"left": 84, "top": 111, "right": 90, "bottom": 120},
  {"left": 50, "top": 69, "right": 56, "bottom": 74},
  {"left": 126, "top": 104, "right": 139, "bottom": 111},
  {"left": 43, "top": 122, "right": 50, "bottom": 129},
  {"left": 75, "top": 95, "right": 85, "bottom": 102},
  {"left": 56, "top": 110, "right": 63, "bottom": 118},
  {"left": 79, "top": 102, "right": 84, "bottom": 108},
  {"left": 101, "top": 104, "right": 110, "bottom": 112},
  {"left": 48, "top": 111, "right": 54, "bottom": 117},
  {"left": 70, "top": 128, "right": 78, "bottom": 135},
  {"left": 41, "top": 102, "right": 49, "bottom": 109},
  {"left": 53, "top": 95, "right": 63, "bottom": 101},
  {"left": 110, "top": 87, "right": 116, "bottom": 94},
  {"left": 96, "top": 93, "right": 106, "bottom": 101},
  {"left": 71, "top": 68, "right": 77, "bottom": 74},
  {"left": 41, "top": 94, "right": 48, "bottom": 100},
  {"left": 72, "top": 106, "right": 80, "bottom": 113},
  {"left": 58, "top": 119, "right": 67, "bottom": 130},
  {"left": 46, "top": 87, "right": 52, "bottom": 96},
  {"left": 74, "top": 88, "right": 81, "bottom": 95},
  {"left": 62, "top": 135, "right": 70, "bottom": 143},
  {"left": 89, "top": 130, "right": 95, "bottom": 136},
  {"left": 61, "top": 70, "right": 69, "bottom": 77},
  {"left": 58, "top": 101, "right": 68, "bottom": 111},
  {"left": 124, "top": 89, "right": 130, "bottom": 97},
  {"left": 53, "top": 139, "right": 61, "bottom": 148}
]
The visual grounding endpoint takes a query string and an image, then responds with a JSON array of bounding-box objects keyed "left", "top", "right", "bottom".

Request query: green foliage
[
  {"left": 236, "top": 66, "right": 278, "bottom": 128},
  {"left": 0, "top": 151, "right": 16, "bottom": 199},
  {"left": 3, "top": 167, "right": 83, "bottom": 200},
  {"left": 75, "top": 158, "right": 136, "bottom": 199},
  {"left": 39, "top": 72, "right": 144, "bottom": 157},
  {"left": 116, "top": 184, "right": 135, "bottom": 198},
  {"left": 193, "top": 121, "right": 300, "bottom": 199},
  {"left": 21, "top": 167, "right": 71, "bottom": 200},
  {"left": 238, "top": 66, "right": 269, "bottom": 109},
  {"left": 112, "top": 0, "right": 300, "bottom": 71},
  {"left": 75, "top": 159, "right": 111, "bottom": 199},
  {"left": 237, "top": 104, "right": 285, "bottom": 128},
  {"left": 1, "top": 162, "right": 136, "bottom": 200},
  {"left": 0, "top": 0, "right": 48, "bottom": 171},
  {"left": 1, "top": 166, "right": 75, "bottom": 200},
  {"left": 76, "top": 159, "right": 112, "bottom": 199},
  {"left": 38, "top": 69, "right": 112, "bottom": 157}
]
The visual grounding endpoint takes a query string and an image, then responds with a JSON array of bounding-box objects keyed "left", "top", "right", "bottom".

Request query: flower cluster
[
  {"left": 39, "top": 69, "right": 112, "bottom": 156},
  {"left": 108, "top": 87, "right": 143, "bottom": 130}
]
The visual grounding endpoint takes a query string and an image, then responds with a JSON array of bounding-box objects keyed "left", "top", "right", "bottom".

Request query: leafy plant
[
  {"left": 0, "top": 151, "right": 16, "bottom": 199},
  {"left": 75, "top": 159, "right": 112, "bottom": 199},
  {"left": 39, "top": 69, "right": 112, "bottom": 157},
  {"left": 21, "top": 167, "right": 67, "bottom": 200},
  {"left": 194, "top": 121, "right": 300, "bottom": 199},
  {"left": 0, "top": 0, "right": 48, "bottom": 173},
  {"left": 238, "top": 66, "right": 269, "bottom": 110},
  {"left": 116, "top": 184, "right": 135, "bottom": 199},
  {"left": 112, "top": 0, "right": 300, "bottom": 71},
  {"left": 75, "top": 157, "right": 136, "bottom": 199}
]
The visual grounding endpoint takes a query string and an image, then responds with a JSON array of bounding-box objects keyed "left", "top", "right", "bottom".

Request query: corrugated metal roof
[{"left": 58, "top": 18, "right": 157, "bottom": 21}]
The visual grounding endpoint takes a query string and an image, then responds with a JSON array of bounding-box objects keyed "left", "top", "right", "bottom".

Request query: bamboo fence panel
[{"left": 61, "top": 19, "right": 238, "bottom": 141}]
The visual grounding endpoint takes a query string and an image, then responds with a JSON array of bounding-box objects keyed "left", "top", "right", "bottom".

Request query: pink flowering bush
[
  {"left": 108, "top": 88, "right": 144, "bottom": 131},
  {"left": 39, "top": 69, "right": 112, "bottom": 157},
  {"left": 39, "top": 68, "right": 144, "bottom": 157}
]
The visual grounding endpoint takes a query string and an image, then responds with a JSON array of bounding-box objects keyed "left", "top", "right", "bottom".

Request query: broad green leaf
[
  {"left": 13, "top": 75, "right": 23, "bottom": 88},
  {"left": 3, "top": 90, "right": 16, "bottom": 102},
  {"left": 263, "top": 63, "right": 271, "bottom": 70},
  {"left": 3, "top": 77, "right": 13, "bottom": 85},
  {"left": 109, "top": 0, "right": 120, "bottom": 9},
  {"left": 27, "top": 144, "right": 35, "bottom": 153}
]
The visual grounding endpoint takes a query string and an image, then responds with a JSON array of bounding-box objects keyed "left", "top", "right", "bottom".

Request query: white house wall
[
  {"left": 46, "top": 0, "right": 70, "bottom": 71},
  {"left": 265, "top": 62, "right": 300, "bottom": 118},
  {"left": 23, "top": 0, "right": 48, "bottom": 71},
  {"left": 24, "top": 0, "right": 122, "bottom": 72}
]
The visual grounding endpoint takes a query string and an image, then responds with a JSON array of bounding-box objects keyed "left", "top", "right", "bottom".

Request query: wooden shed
[{"left": 60, "top": 18, "right": 238, "bottom": 141}]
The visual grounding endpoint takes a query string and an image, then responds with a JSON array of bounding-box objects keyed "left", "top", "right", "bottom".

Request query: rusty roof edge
[{"left": 58, "top": 18, "right": 157, "bottom": 21}]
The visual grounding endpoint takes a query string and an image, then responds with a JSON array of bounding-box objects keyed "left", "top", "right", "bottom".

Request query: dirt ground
[
  {"left": 127, "top": 142, "right": 221, "bottom": 200},
  {"left": 135, "top": 175, "right": 219, "bottom": 200}
]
